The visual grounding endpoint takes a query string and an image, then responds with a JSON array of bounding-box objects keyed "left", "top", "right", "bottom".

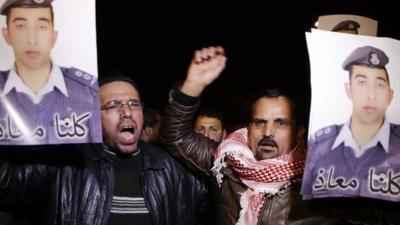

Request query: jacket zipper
[
  {"left": 141, "top": 172, "right": 155, "bottom": 225},
  {"left": 257, "top": 194, "right": 269, "bottom": 225},
  {"left": 104, "top": 159, "right": 114, "bottom": 225}
]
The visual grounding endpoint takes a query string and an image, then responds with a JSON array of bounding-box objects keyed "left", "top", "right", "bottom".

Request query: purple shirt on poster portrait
[
  {"left": 0, "top": 66, "right": 102, "bottom": 145},
  {"left": 301, "top": 120, "right": 400, "bottom": 202}
]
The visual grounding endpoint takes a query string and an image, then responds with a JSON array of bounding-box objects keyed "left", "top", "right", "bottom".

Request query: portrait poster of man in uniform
[
  {"left": 301, "top": 29, "right": 400, "bottom": 202},
  {"left": 0, "top": 0, "right": 101, "bottom": 145},
  {"left": 317, "top": 14, "right": 378, "bottom": 36}
]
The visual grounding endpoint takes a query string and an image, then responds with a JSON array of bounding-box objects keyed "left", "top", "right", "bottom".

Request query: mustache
[{"left": 258, "top": 136, "right": 278, "bottom": 147}]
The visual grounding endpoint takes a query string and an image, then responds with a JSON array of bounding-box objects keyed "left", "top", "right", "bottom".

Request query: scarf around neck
[{"left": 212, "top": 128, "right": 306, "bottom": 225}]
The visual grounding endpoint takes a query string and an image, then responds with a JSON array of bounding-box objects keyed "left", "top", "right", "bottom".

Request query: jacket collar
[
  {"left": 84, "top": 141, "right": 165, "bottom": 170},
  {"left": 140, "top": 140, "right": 166, "bottom": 170},
  {"left": 84, "top": 143, "right": 107, "bottom": 160}
]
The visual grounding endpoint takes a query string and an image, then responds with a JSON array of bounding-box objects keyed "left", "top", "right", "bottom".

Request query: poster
[
  {"left": 0, "top": 0, "right": 101, "bottom": 145},
  {"left": 302, "top": 30, "right": 400, "bottom": 202}
]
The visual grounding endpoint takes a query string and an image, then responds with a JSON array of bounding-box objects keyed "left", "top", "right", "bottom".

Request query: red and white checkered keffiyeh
[{"left": 212, "top": 128, "right": 306, "bottom": 225}]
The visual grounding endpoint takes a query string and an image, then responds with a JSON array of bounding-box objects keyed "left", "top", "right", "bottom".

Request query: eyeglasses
[{"left": 100, "top": 99, "right": 142, "bottom": 113}]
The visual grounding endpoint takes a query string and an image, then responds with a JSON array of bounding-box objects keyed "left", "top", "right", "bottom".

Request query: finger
[
  {"left": 193, "top": 50, "right": 204, "bottom": 64},
  {"left": 194, "top": 46, "right": 225, "bottom": 64},
  {"left": 193, "top": 48, "right": 213, "bottom": 64},
  {"left": 215, "top": 46, "right": 225, "bottom": 56},
  {"left": 206, "top": 46, "right": 225, "bottom": 58}
]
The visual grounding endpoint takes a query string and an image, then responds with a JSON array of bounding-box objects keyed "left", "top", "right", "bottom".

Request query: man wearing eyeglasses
[
  {"left": 97, "top": 76, "right": 208, "bottom": 225},
  {"left": 0, "top": 75, "right": 209, "bottom": 225},
  {"left": 99, "top": 77, "right": 143, "bottom": 154}
]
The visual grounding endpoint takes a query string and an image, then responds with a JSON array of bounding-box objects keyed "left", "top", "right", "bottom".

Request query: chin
[
  {"left": 117, "top": 144, "right": 138, "bottom": 154},
  {"left": 255, "top": 152, "right": 275, "bottom": 161}
]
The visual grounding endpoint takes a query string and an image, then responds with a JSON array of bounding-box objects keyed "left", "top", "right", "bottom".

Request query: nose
[
  {"left": 368, "top": 83, "right": 377, "bottom": 101},
  {"left": 204, "top": 129, "right": 210, "bottom": 138},
  {"left": 28, "top": 27, "right": 38, "bottom": 45},
  {"left": 119, "top": 103, "right": 132, "bottom": 118},
  {"left": 264, "top": 122, "right": 275, "bottom": 137}
]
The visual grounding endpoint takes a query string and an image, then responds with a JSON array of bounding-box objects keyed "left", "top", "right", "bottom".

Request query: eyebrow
[
  {"left": 38, "top": 17, "right": 51, "bottom": 23},
  {"left": 354, "top": 74, "right": 388, "bottom": 82},
  {"left": 12, "top": 17, "right": 26, "bottom": 23},
  {"left": 377, "top": 76, "right": 389, "bottom": 82},
  {"left": 253, "top": 117, "right": 289, "bottom": 121},
  {"left": 275, "top": 118, "right": 290, "bottom": 123},
  {"left": 108, "top": 98, "right": 139, "bottom": 102},
  {"left": 252, "top": 118, "right": 267, "bottom": 123},
  {"left": 12, "top": 17, "right": 51, "bottom": 23},
  {"left": 354, "top": 74, "right": 367, "bottom": 79},
  {"left": 128, "top": 98, "right": 141, "bottom": 103}
]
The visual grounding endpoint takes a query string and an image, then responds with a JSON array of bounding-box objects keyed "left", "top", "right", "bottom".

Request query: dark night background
[{"left": 96, "top": 1, "right": 400, "bottom": 131}]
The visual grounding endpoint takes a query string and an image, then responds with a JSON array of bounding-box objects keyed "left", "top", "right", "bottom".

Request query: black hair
[
  {"left": 143, "top": 107, "right": 161, "bottom": 129},
  {"left": 5, "top": 6, "right": 54, "bottom": 25},
  {"left": 196, "top": 105, "right": 225, "bottom": 128},
  {"left": 248, "top": 89, "right": 299, "bottom": 127},
  {"left": 99, "top": 75, "right": 141, "bottom": 99}
]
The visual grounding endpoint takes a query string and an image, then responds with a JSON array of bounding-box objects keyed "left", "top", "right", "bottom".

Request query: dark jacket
[
  {"left": 160, "top": 89, "right": 336, "bottom": 225},
  {"left": 0, "top": 141, "right": 207, "bottom": 225}
]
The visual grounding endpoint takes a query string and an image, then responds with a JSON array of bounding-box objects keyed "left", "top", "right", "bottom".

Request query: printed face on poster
[
  {"left": 301, "top": 29, "right": 400, "bottom": 202},
  {"left": 0, "top": 0, "right": 101, "bottom": 145}
]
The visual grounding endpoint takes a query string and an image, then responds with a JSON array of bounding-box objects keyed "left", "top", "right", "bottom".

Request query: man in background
[
  {"left": 194, "top": 105, "right": 226, "bottom": 143},
  {"left": 140, "top": 106, "right": 162, "bottom": 144}
]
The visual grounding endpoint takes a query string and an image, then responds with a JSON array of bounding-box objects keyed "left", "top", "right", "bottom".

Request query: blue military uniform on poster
[
  {"left": 302, "top": 123, "right": 400, "bottom": 202},
  {"left": 302, "top": 46, "right": 400, "bottom": 202},
  {"left": 0, "top": 67, "right": 102, "bottom": 145}
]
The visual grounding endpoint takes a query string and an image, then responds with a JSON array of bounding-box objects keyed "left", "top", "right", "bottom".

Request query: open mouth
[
  {"left": 121, "top": 127, "right": 134, "bottom": 134},
  {"left": 118, "top": 126, "right": 136, "bottom": 145}
]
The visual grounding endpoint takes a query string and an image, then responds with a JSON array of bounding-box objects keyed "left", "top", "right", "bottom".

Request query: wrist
[{"left": 181, "top": 80, "right": 206, "bottom": 97}]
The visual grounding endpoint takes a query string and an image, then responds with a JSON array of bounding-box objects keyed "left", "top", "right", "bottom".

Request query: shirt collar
[
  {"left": 332, "top": 118, "right": 390, "bottom": 157},
  {"left": 1, "top": 62, "right": 68, "bottom": 103}
]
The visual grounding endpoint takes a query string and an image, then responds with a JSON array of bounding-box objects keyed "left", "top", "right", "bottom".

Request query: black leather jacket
[{"left": 0, "top": 141, "right": 207, "bottom": 225}]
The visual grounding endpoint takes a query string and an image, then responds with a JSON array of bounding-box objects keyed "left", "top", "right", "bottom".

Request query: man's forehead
[
  {"left": 254, "top": 97, "right": 291, "bottom": 111},
  {"left": 100, "top": 82, "right": 140, "bottom": 99},
  {"left": 196, "top": 117, "right": 223, "bottom": 127},
  {"left": 101, "top": 81, "right": 138, "bottom": 91},
  {"left": 8, "top": 7, "right": 51, "bottom": 18},
  {"left": 351, "top": 65, "right": 388, "bottom": 80},
  {"left": 197, "top": 116, "right": 222, "bottom": 123},
  {"left": 252, "top": 97, "right": 293, "bottom": 119}
]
